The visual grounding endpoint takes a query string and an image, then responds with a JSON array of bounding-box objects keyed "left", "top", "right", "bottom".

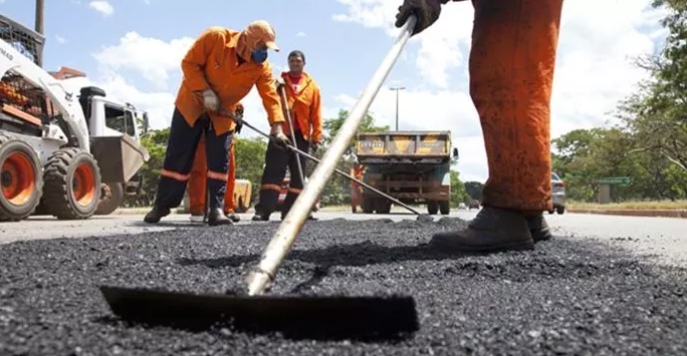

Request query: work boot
[
  {"left": 143, "top": 206, "right": 170, "bottom": 224},
  {"left": 429, "top": 206, "right": 534, "bottom": 253},
  {"left": 189, "top": 211, "right": 205, "bottom": 223},
  {"left": 225, "top": 211, "right": 240, "bottom": 223},
  {"left": 207, "top": 207, "right": 232, "bottom": 226},
  {"left": 528, "top": 214, "right": 553, "bottom": 243}
]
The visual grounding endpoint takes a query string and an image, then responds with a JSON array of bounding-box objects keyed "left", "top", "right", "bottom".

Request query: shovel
[{"left": 99, "top": 14, "right": 419, "bottom": 340}]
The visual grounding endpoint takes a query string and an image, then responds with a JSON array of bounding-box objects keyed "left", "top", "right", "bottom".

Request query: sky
[{"left": 0, "top": 0, "right": 670, "bottom": 182}]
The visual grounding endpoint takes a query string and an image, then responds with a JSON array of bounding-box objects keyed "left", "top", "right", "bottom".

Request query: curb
[{"left": 568, "top": 208, "right": 687, "bottom": 219}]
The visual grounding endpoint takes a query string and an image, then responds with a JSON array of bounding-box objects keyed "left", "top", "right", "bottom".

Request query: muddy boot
[
  {"left": 430, "top": 206, "right": 534, "bottom": 253},
  {"left": 528, "top": 214, "right": 553, "bottom": 242},
  {"left": 143, "top": 206, "right": 170, "bottom": 224},
  {"left": 207, "top": 207, "right": 232, "bottom": 226},
  {"left": 225, "top": 212, "right": 240, "bottom": 223}
]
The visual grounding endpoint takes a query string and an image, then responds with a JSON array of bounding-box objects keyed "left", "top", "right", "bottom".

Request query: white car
[{"left": 549, "top": 172, "right": 566, "bottom": 214}]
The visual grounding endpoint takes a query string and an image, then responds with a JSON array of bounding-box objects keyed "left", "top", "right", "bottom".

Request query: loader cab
[{"left": 77, "top": 86, "right": 142, "bottom": 140}]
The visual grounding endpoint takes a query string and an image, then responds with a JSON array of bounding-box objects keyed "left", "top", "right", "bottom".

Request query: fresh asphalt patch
[{"left": 1, "top": 217, "right": 686, "bottom": 355}]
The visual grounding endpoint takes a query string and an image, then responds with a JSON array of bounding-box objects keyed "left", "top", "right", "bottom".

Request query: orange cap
[{"left": 243, "top": 20, "right": 279, "bottom": 51}]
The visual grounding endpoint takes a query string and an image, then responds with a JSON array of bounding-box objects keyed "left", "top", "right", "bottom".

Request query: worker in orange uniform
[
  {"left": 395, "top": 0, "right": 561, "bottom": 252},
  {"left": 350, "top": 164, "right": 365, "bottom": 213},
  {"left": 252, "top": 50, "right": 323, "bottom": 221},
  {"left": 144, "top": 20, "right": 290, "bottom": 226},
  {"left": 187, "top": 104, "right": 245, "bottom": 223}
]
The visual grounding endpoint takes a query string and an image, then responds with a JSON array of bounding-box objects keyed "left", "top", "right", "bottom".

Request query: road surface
[
  {"left": 1, "top": 209, "right": 686, "bottom": 355},
  {"left": 1, "top": 209, "right": 685, "bottom": 266}
]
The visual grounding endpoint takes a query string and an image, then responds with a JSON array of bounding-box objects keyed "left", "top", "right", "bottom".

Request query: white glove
[
  {"left": 202, "top": 88, "right": 219, "bottom": 112},
  {"left": 275, "top": 77, "right": 286, "bottom": 88}
]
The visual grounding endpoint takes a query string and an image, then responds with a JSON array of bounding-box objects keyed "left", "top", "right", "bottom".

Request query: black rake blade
[{"left": 98, "top": 285, "right": 419, "bottom": 341}]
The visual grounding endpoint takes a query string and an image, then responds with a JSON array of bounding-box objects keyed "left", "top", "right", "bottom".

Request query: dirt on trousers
[{"left": 0, "top": 217, "right": 686, "bottom": 356}]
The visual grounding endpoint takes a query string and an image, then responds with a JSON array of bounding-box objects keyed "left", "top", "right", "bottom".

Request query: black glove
[
  {"left": 234, "top": 105, "right": 244, "bottom": 134},
  {"left": 395, "top": 0, "right": 447, "bottom": 36}
]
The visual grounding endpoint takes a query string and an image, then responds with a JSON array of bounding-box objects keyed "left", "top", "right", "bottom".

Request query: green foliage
[
  {"left": 463, "top": 181, "right": 484, "bottom": 201},
  {"left": 449, "top": 170, "right": 470, "bottom": 207}
]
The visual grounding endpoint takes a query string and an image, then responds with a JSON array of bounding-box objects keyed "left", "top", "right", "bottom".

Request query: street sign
[{"left": 595, "top": 177, "right": 630, "bottom": 185}]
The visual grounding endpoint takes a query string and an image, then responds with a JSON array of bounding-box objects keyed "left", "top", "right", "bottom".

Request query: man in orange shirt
[
  {"left": 144, "top": 20, "right": 290, "bottom": 226},
  {"left": 187, "top": 104, "right": 244, "bottom": 223},
  {"left": 252, "top": 50, "right": 323, "bottom": 221},
  {"left": 395, "top": 0, "right": 562, "bottom": 252}
]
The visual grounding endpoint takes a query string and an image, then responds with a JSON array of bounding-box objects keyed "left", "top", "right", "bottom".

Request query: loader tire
[
  {"left": 0, "top": 134, "right": 43, "bottom": 221},
  {"left": 41, "top": 148, "right": 101, "bottom": 220},
  {"left": 95, "top": 182, "right": 124, "bottom": 215}
]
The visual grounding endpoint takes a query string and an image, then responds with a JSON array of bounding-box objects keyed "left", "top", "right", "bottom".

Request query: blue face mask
[{"left": 251, "top": 49, "right": 268, "bottom": 63}]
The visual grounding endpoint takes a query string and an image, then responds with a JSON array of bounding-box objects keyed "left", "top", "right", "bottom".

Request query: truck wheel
[
  {"left": 375, "top": 199, "right": 391, "bottom": 214},
  {"left": 95, "top": 183, "right": 124, "bottom": 215},
  {"left": 236, "top": 197, "right": 248, "bottom": 213},
  {"left": 427, "top": 201, "right": 438, "bottom": 215},
  {"left": 556, "top": 205, "right": 565, "bottom": 215},
  {"left": 41, "top": 148, "right": 102, "bottom": 220},
  {"left": 0, "top": 135, "right": 43, "bottom": 221},
  {"left": 439, "top": 200, "right": 450, "bottom": 215},
  {"left": 362, "top": 196, "right": 374, "bottom": 214}
]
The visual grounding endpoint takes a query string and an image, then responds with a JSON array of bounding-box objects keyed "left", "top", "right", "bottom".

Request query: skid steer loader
[{"left": 0, "top": 14, "right": 150, "bottom": 221}]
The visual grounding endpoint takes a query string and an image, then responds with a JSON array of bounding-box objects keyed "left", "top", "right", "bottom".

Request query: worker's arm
[
  {"left": 310, "top": 86, "right": 323, "bottom": 144},
  {"left": 255, "top": 65, "right": 285, "bottom": 126},
  {"left": 180, "top": 27, "right": 224, "bottom": 92}
]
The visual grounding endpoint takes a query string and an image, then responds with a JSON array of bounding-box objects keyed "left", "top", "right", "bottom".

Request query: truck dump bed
[{"left": 355, "top": 131, "right": 451, "bottom": 165}]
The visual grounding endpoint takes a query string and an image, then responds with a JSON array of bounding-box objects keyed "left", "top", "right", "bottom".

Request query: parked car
[{"left": 549, "top": 172, "right": 566, "bottom": 214}]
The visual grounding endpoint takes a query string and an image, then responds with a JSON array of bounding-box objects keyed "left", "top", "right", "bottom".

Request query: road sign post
[{"left": 594, "top": 177, "right": 630, "bottom": 204}]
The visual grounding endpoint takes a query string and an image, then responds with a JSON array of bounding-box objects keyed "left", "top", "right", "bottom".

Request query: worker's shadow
[{"left": 177, "top": 241, "right": 458, "bottom": 271}]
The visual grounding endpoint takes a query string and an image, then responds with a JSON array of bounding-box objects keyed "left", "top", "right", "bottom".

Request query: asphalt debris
[{"left": 1, "top": 217, "right": 686, "bottom": 355}]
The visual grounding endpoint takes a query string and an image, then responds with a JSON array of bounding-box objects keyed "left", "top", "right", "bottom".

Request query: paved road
[{"left": 2, "top": 209, "right": 685, "bottom": 266}]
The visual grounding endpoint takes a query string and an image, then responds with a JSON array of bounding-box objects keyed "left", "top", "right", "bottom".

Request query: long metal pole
[
  {"left": 277, "top": 85, "right": 306, "bottom": 187},
  {"left": 389, "top": 86, "right": 405, "bottom": 131},
  {"left": 35, "top": 0, "right": 44, "bottom": 66},
  {"left": 246, "top": 15, "right": 418, "bottom": 296}
]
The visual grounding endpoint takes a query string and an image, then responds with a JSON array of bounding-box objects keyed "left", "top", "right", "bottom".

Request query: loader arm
[{"left": 0, "top": 17, "right": 90, "bottom": 151}]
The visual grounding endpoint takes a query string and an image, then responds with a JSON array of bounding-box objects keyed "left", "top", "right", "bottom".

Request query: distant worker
[
  {"left": 350, "top": 164, "right": 365, "bottom": 213},
  {"left": 395, "top": 0, "right": 562, "bottom": 252},
  {"left": 144, "top": 20, "right": 289, "bottom": 225},
  {"left": 187, "top": 104, "right": 244, "bottom": 223},
  {"left": 252, "top": 50, "right": 323, "bottom": 221}
]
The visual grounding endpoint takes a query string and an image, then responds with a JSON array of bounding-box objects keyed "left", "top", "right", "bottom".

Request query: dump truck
[{"left": 354, "top": 130, "right": 459, "bottom": 215}]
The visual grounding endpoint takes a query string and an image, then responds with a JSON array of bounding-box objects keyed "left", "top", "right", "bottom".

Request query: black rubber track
[{"left": 1, "top": 217, "right": 686, "bottom": 355}]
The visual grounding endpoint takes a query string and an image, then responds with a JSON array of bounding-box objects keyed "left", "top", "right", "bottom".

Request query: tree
[
  {"left": 450, "top": 170, "right": 469, "bottom": 207},
  {"left": 322, "top": 109, "right": 390, "bottom": 156},
  {"left": 234, "top": 137, "right": 268, "bottom": 204},
  {"left": 463, "top": 181, "right": 484, "bottom": 201}
]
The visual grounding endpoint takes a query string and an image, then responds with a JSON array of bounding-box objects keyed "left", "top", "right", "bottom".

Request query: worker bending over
[
  {"left": 252, "top": 50, "right": 323, "bottom": 221},
  {"left": 144, "top": 20, "right": 289, "bottom": 225},
  {"left": 395, "top": 0, "right": 562, "bottom": 252},
  {"left": 187, "top": 104, "right": 245, "bottom": 223}
]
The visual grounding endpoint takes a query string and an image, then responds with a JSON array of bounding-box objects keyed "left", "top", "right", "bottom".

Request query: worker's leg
[
  {"left": 224, "top": 140, "right": 240, "bottom": 222},
  {"left": 204, "top": 124, "right": 233, "bottom": 226},
  {"left": 144, "top": 108, "right": 204, "bottom": 223},
  {"left": 252, "top": 141, "right": 289, "bottom": 221},
  {"left": 430, "top": 0, "right": 563, "bottom": 252},
  {"left": 281, "top": 134, "right": 313, "bottom": 219},
  {"left": 188, "top": 136, "right": 207, "bottom": 221}
]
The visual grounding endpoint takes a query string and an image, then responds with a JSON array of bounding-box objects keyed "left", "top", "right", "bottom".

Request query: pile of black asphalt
[{"left": 1, "top": 216, "right": 686, "bottom": 355}]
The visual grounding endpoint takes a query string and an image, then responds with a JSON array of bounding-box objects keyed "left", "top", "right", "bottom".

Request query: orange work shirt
[
  {"left": 175, "top": 27, "right": 285, "bottom": 135},
  {"left": 279, "top": 71, "right": 323, "bottom": 144}
]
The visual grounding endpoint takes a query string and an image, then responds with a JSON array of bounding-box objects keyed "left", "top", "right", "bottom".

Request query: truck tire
[
  {"left": 95, "top": 182, "right": 124, "bottom": 215},
  {"left": 427, "top": 200, "right": 438, "bottom": 215},
  {"left": 0, "top": 135, "right": 43, "bottom": 221},
  {"left": 41, "top": 148, "right": 102, "bottom": 220},
  {"left": 375, "top": 199, "right": 391, "bottom": 214},
  {"left": 362, "top": 196, "right": 374, "bottom": 214},
  {"left": 439, "top": 200, "right": 450, "bottom": 215}
]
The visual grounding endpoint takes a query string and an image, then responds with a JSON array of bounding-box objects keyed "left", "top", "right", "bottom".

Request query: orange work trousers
[
  {"left": 188, "top": 137, "right": 236, "bottom": 214},
  {"left": 469, "top": 0, "right": 562, "bottom": 212}
]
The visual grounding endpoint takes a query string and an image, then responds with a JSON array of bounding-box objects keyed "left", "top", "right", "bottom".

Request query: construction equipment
[
  {"left": 234, "top": 117, "right": 421, "bottom": 215},
  {"left": 355, "top": 131, "right": 459, "bottom": 215},
  {"left": 0, "top": 14, "right": 149, "bottom": 220},
  {"left": 99, "top": 15, "right": 420, "bottom": 339}
]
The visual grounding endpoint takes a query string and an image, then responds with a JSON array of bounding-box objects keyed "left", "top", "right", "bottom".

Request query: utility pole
[
  {"left": 389, "top": 86, "right": 405, "bottom": 131},
  {"left": 35, "top": 0, "right": 44, "bottom": 66}
]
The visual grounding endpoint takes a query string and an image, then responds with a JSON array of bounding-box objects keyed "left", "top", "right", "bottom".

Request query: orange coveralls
[
  {"left": 188, "top": 137, "right": 237, "bottom": 214},
  {"left": 463, "top": 0, "right": 562, "bottom": 212}
]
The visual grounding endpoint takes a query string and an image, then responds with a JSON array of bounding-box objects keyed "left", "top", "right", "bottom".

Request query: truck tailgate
[{"left": 355, "top": 131, "right": 451, "bottom": 164}]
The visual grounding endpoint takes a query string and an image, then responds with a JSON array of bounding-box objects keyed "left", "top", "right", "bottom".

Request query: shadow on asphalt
[{"left": 177, "top": 241, "right": 471, "bottom": 269}]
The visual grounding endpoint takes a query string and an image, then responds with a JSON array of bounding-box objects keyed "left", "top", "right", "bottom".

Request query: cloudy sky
[{"left": 0, "top": 0, "right": 669, "bottom": 182}]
